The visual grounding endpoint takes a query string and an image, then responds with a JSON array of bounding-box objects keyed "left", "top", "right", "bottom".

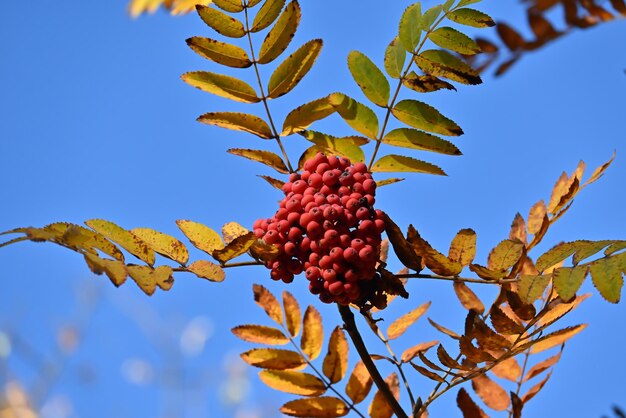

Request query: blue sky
[{"left": 1, "top": 1, "right": 625, "bottom": 417}]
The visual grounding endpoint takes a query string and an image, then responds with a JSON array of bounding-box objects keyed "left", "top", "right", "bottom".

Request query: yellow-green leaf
[
  {"left": 232, "top": 324, "right": 289, "bottom": 345},
  {"left": 347, "top": 50, "right": 390, "bottom": 107},
  {"left": 392, "top": 99, "right": 463, "bottom": 136},
  {"left": 127, "top": 265, "right": 173, "bottom": 295},
  {"left": 299, "top": 131, "right": 366, "bottom": 163},
  {"left": 187, "top": 260, "right": 225, "bottom": 282},
  {"left": 196, "top": 5, "right": 245, "bottom": 37},
  {"left": 529, "top": 324, "right": 587, "bottom": 354},
  {"left": 384, "top": 37, "right": 406, "bottom": 79},
  {"left": 83, "top": 253, "right": 128, "bottom": 287},
  {"left": 428, "top": 26, "right": 482, "bottom": 55},
  {"left": 415, "top": 49, "right": 482, "bottom": 85},
  {"left": 301, "top": 305, "right": 324, "bottom": 360},
  {"left": 553, "top": 266, "right": 588, "bottom": 301},
  {"left": 387, "top": 301, "right": 431, "bottom": 340},
  {"left": 176, "top": 220, "right": 224, "bottom": 255},
  {"left": 345, "top": 361, "right": 373, "bottom": 404},
  {"left": 590, "top": 254, "right": 625, "bottom": 303},
  {"left": 228, "top": 148, "right": 289, "bottom": 173},
  {"left": 131, "top": 228, "right": 189, "bottom": 265},
  {"left": 268, "top": 39, "right": 323, "bottom": 99},
  {"left": 241, "top": 348, "right": 305, "bottom": 369},
  {"left": 399, "top": 3, "right": 422, "bottom": 52},
  {"left": 402, "top": 72, "right": 456, "bottom": 93},
  {"left": 281, "top": 397, "right": 349, "bottom": 417},
  {"left": 186, "top": 37, "right": 251, "bottom": 68},
  {"left": 259, "top": 370, "right": 327, "bottom": 396},
  {"left": 258, "top": 0, "right": 301, "bottom": 64},
  {"left": 518, "top": 274, "right": 551, "bottom": 303},
  {"left": 328, "top": 93, "right": 379, "bottom": 139},
  {"left": 182, "top": 72, "right": 260, "bottom": 103},
  {"left": 383, "top": 128, "right": 461, "bottom": 155},
  {"left": 283, "top": 291, "right": 301, "bottom": 337},
  {"left": 487, "top": 239, "right": 525, "bottom": 271},
  {"left": 536, "top": 241, "right": 582, "bottom": 272},
  {"left": 212, "top": 231, "right": 256, "bottom": 263},
  {"left": 281, "top": 96, "right": 336, "bottom": 136},
  {"left": 448, "top": 228, "right": 476, "bottom": 267},
  {"left": 372, "top": 154, "right": 446, "bottom": 176},
  {"left": 251, "top": 0, "right": 286, "bottom": 32},
  {"left": 322, "top": 327, "right": 349, "bottom": 384},
  {"left": 85, "top": 219, "right": 155, "bottom": 265},
  {"left": 572, "top": 240, "right": 614, "bottom": 265},
  {"left": 447, "top": 8, "right": 495, "bottom": 28},
  {"left": 212, "top": 0, "right": 244, "bottom": 13},
  {"left": 421, "top": 4, "right": 443, "bottom": 29},
  {"left": 253, "top": 284, "right": 283, "bottom": 324},
  {"left": 197, "top": 112, "right": 272, "bottom": 138},
  {"left": 377, "top": 178, "right": 405, "bottom": 187},
  {"left": 369, "top": 373, "right": 399, "bottom": 418}
]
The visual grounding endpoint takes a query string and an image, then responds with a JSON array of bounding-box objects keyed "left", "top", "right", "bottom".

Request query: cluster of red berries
[{"left": 253, "top": 153, "right": 386, "bottom": 305}]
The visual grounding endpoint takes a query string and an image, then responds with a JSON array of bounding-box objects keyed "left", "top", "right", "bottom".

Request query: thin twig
[{"left": 396, "top": 273, "right": 519, "bottom": 285}]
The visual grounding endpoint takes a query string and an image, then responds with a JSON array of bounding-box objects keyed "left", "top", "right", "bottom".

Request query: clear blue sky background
[{"left": 1, "top": 1, "right": 625, "bottom": 417}]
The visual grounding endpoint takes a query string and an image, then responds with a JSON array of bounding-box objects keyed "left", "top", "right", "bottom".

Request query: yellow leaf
[
  {"left": 453, "top": 281, "right": 485, "bottom": 314},
  {"left": 471, "top": 374, "right": 510, "bottom": 411},
  {"left": 283, "top": 291, "right": 301, "bottom": 338},
  {"left": 212, "top": 0, "right": 244, "bottom": 13},
  {"left": 127, "top": 265, "right": 173, "bottom": 295},
  {"left": 85, "top": 219, "right": 155, "bottom": 265},
  {"left": 583, "top": 152, "right": 615, "bottom": 187},
  {"left": 176, "top": 220, "right": 224, "bottom": 255},
  {"left": 281, "top": 96, "right": 336, "bottom": 136},
  {"left": 241, "top": 348, "right": 305, "bottom": 370},
  {"left": 299, "top": 131, "right": 366, "bottom": 163},
  {"left": 383, "top": 128, "right": 461, "bottom": 155},
  {"left": 301, "top": 305, "right": 324, "bottom": 360},
  {"left": 171, "top": 0, "right": 211, "bottom": 15},
  {"left": 258, "top": 1, "right": 301, "bottom": 64},
  {"left": 280, "top": 397, "right": 349, "bottom": 417},
  {"left": 196, "top": 5, "right": 246, "bottom": 37},
  {"left": 182, "top": 72, "right": 261, "bottom": 103},
  {"left": 368, "top": 373, "right": 399, "bottom": 418},
  {"left": 322, "top": 327, "right": 349, "bottom": 384},
  {"left": 228, "top": 148, "right": 289, "bottom": 173},
  {"left": 257, "top": 175, "right": 285, "bottom": 190},
  {"left": 345, "top": 361, "right": 373, "bottom": 404},
  {"left": 197, "top": 112, "right": 272, "bottom": 138},
  {"left": 186, "top": 37, "right": 251, "bottom": 68},
  {"left": 221, "top": 222, "right": 249, "bottom": 245},
  {"left": 447, "top": 8, "right": 495, "bottom": 28},
  {"left": 428, "top": 26, "right": 482, "bottom": 55},
  {"left": 415, "top": 49, "right": 482, "bottom": 85},
  {"left": 268, "top": 39, "right": 323, "bottom": 99},
  {"left": 187, "top": 260, "right": 225, "bottom": 282},
  {"left": 251, "top": 0, "right": 286, "bottom": 32},
  {"left": 259, "top": 370, "right": 326, "bottom": 396},
  {"left": 83, "top": 253, "right": 128, "bottom": 287},
  {"left": 131, "top": 228, "right": 189, "bottom": 265},
  {"left": 372, "top": 155, "right": 446, "bottom": 176},
  {"left": 387, "top": 301, "right": 431, "bottom": 340},
  {"left": 253, "top": 284, "right": 283, "bottom": 325},
  {"left": 487, "top": 239, "right": 525, "bottom": 271},
  {"left": 448, "top": 228, "right": 476, "bottom": 267},
  {"left": 212, "top": 232, "right": 256, "bottom": 263},
  {"left": 231, "top": 325, "right": 289, "bottom": 345}
]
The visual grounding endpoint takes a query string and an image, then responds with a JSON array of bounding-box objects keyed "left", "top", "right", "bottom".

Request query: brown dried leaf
[
  {"left": 387, "top": 301, "right": 431, "bottom": 340},
  {"left": 231, "top": 325, "right": 289, "bottom": 345},
  {"left": 411, "top": 363, "right": 446, "bottom": 383},
  {"left": 497, "top": 22, "right": 526, "bottom": 51},
  {"left": 322, "top": 327, "right": 349, "bottom": 384},
  {"left": 459, "top": 337, "right": 496, "bottom": 363},
  {"left": 457, "top": 387, "right": 489, "bottom": 418},
  {"left": 509, "top": 213, "right": 528, "bottom": 245},
  {"left": 448, "top": 228, "right": 477, "bottom": 267},
  {"left": 368, "top": 373, "right": 400, "bottom": 418},
  {"left": 491, "top": 356, "right": 522, "bottom": 382},
  {"left": 281, "top": 397, "right": 350, "bottom": 417},
  {"left": 471, "top": 373, "right": 510, "bottom": 411},
  {"left": 506, "top": 290, "right": 536, "bottom": 321},
  {"left": 408, "top": 226, "right": 462, "bottom": 276},
  {"left": 401, "top": 340, "right": 438, "bottom": 363},
  {"left": 521, "top": 372, "right": 552, "bottom": 403},
  {"left": 345, "top": 361, "right": 373, "bottom": 404},
  {"left": 437, "top": 344, "right": 465, "bottom": 370},
  {"left": 253, "top": 284, "right": 283, "bottom": 325},
  {"left": 490, "top": 306, "right": 526, "bottom": 335},
  {"left": 527, "top": 200, "right": 548, "bottom": 235},
  {"left": 241, "top": 348, "right": 305, "bottom": 370},
  {"left": 382, "top": 214, "right": 422, "bottom": 271},
  {"left": 524, "top": 348, "right": 562, "bottom": 382},
  {"left": 301, "top": 306, "right": 324, "bottom": 360},
  {"left": 511, "top": 391, "right": 523, "bottom": 418},
  {"left": 453, "top": 282, "right": 485, "bottom": 314},
  {"left": 283, "top": 291, "right": 301, "bottom": 338},
  {"left": 259, "top": 370, "right": 327, "bottom": 396},
  {"left": 428, "top": 318, "right": 461, "bottom": 340}
]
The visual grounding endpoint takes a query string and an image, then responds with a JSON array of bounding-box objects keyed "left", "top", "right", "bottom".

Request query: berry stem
[{"left": 338, "top": 304, "right": 409, "bottom": 418}]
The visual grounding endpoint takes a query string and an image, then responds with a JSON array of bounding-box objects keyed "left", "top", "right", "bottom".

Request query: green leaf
[
  {"left": 251, "top": 0, "right": 286, "bottom": 32},
  {"left": 130, "top": 228, "right": 189, "bottom": 265},
  {"left": 553, "top": 266, "right": 588, "bottom": 301},
  {"left": 487, "top": 239, "right": 525, "bottom": 271},
  {"left": 398, "top": 3, "right": 422, "bottom": 52},
  {"left": 328, "top": 93, "right": 379, "bottom": 139},
  {"left": 442, "top": 0, "right": 456, "bottom": 11},
  {"left": 187, "top": 260, "right": 226, "bottom": 282},
  {"left": 590, "top": 253, "right": 625, "bottom": 303},
  {"left": 176, "top": 220, "right": 224, "bottom": 255},
  {"left": 227, "top": 148, "right": 290, "bottom": 173},
  {"left": 186, "top": 37, "right": 252, "bottom": 68},
  {"left": 392, "top": 99, "right": 463, "bottom": 136},
  {"left": 196, "top": 5, "right": 246, "bottom": 37},
  {"left": 85, "top": 220, "right": 155, "bottom": 266},
  {"left": 300, "top": 131, "right": 366, "bottom": 163},
  {"left": 384, "top": 37, "right": 406, "bottom": 79},
  {"left": 281, "top": 96, "right": 336, "bottom": 136},
  {"left": 258, "top": 1, "right": 301, "bottom": 64},
  {"left": 347, "top": 51, "right": 390, "bottom": 107},
  {"left": 414, "top": 49, "right": 482, "bottom": 85},
  {"left": 458, "top": 0, "right": 484, "bottom": 6},
  {"left": 447, "top": 8, "right": 495, "bottom": 28},
  {"left": 421, "top": 5, "right": 443, "bottom": 30},
  {"left": 182, "top": 71, "right": 260, "bottom": 103},
  {"left": 197, "top": 112, "right": 273, "bottom": 139},
  {"left": 403, "top": 72, "right": 456, "bottom": 93},
  {"left": 372, "top": 155, "right": 445, "bottom": 176},
  {"left": 428, "top": 27, "right": 481, "bottom": 55},
  {"left": 212, "top": 0, "right": 244, "bottom": 12},
  {"left": 518, "top": 274, "right": 551, "bottom": 303},
  {"left": 268, "top": 39, "right": 323, "bottom": 99},
  {"left": 383, "top": 128, "right": 461, "bottom": 155}
]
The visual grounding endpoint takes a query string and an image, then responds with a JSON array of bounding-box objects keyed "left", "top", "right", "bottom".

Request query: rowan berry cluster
[{"left": 253, "top": 153, "right": 386, "bottom": 305}]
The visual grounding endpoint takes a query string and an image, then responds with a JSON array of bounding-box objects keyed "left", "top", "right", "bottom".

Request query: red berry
[
  {"left": 319, "top": 256, "right": 333, "bottom": 270},
  {"left": 354, "top": 162, "right": 367, "bottom": 173},
  {"left": 343, "top": 247, "right": 359, "bottom": 263},
  {"left": 305, "top": 266, "right": 320, "bottom": 280},
  {"left": 322, "top": 269, "right": 337, "bottom": 282},
  {"left": 328, "top": 281, "right": 344, "bottom": 295}
]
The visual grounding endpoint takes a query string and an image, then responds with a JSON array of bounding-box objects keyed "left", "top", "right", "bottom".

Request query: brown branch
[
  {"left": 338, "top": 304, "right": 408, "bottom": 418},
  {"left": 396, "top": 273, "right": 519, "bottom": 285}
]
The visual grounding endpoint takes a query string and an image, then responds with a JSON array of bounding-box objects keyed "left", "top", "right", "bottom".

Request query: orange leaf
[
  {"left": 471, "top": 374, "right": 510, "bottom": 411},
  {"left": 231, "top": 325, "right": 289, "bottom": 345},
  {"left": 283, "top": 291, "right": 301, "bottom": 338},
  {"left": 301, "top": 306, "right": 324, "bottom": 360},
  {"left": 241, "top": 348, "right": 305, "bottom": 370},
  {"left": 253, "top": 284, "right": 283, "bottom": 325},
  {"left": 281, "top": 397, "right": 349, "bottom": 417},
  {"left": 401, "top": 340, "right": 438, "bottom": 363},
  {"left": 368, "top": 373, "right": 400, "bottom": 418},
  {"left": 345, "top": 361, "right": 373, "bottom": 404},
  {"left": 259, "top": 370, "right": 326, "bottom": 396},
  {"left": 457, "top": 388, "right": 489, "bottom": 418},
  {"left": 453, "top": 282, "right": 485, "bottom": 314},
  {"left": 387, "top": 301, "right": 431, "bottom": 340},
  {"left": 322, "top": 327, "right": 349, "bottom": 384}
]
